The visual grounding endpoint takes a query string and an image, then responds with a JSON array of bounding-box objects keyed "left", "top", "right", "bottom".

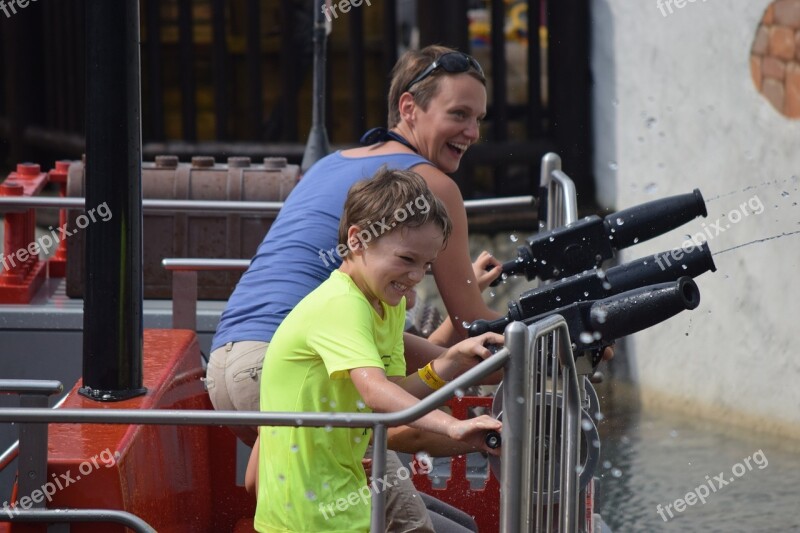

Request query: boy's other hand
[{"left": 447, "top": 415, "right": 502, "bottom": 456}]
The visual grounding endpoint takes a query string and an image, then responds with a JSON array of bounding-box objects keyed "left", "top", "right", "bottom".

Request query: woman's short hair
[
  {"left": 338, "top": 166, "right": 452, "bottom": 251},
  {"left": 387, "top": 45, "right": 486, "bottom": 127}
]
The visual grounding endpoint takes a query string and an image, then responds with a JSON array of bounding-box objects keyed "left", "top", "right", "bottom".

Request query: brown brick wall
[{"left": 751, "top": 0, "right": 800, "bottom": 118}]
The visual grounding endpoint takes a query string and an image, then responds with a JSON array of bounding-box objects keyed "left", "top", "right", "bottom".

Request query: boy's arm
[
  {"left": 351, "top": 366, "right": 500, "bottom": 452},
  {"left": 387, "top": 425, "right": 479, "bottom": 456},
  {"left": 403, "top": 332, "right": 504, "bottom": 387}
]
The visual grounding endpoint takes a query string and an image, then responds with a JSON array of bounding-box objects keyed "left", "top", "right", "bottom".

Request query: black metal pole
[
  {"left": 300, "top": 0, "right": 331, "bottom": 173},
  {"left": 80, "top": 0, "right": 146, "bottom": 401}
]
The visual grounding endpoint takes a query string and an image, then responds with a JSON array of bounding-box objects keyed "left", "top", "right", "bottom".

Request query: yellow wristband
[{"left": 418, "top": 361, "right": 447, "bottom": 391}]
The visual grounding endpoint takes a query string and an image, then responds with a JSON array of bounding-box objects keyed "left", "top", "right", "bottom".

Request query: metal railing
[{"left": 0, "top": 320, "right": 539, "bottom": 532}]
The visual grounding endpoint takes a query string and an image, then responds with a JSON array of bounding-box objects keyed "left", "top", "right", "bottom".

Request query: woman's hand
[
  {"left": 472, "top": 251, "right": 502, "bottom": 292},
  {"left": 435, "top": 332, "right": 504, "bottom": 379}
]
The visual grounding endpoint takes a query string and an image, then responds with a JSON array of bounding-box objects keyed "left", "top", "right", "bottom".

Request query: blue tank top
[{"left": 211, "top": 151, "right": 432, "bottom": 350}]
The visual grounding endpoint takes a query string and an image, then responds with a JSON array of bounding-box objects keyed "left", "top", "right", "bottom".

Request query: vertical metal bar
[
  {"left": 382, "top": 0, "right": 397, "bottom": 125},
  {"left": 301, "top": 0, "right": 331, "bottom": 172},
  {"left": 246, "top": 0, "right": 263, "bottom": 139},
  {"left": 489, "top": 0, "right": 508, "bottom": 194},
  {"left": 526, "top": 0, "right": 542, "bottom": 135},
  {"left": 81, "top": 0, "right": 146, "bottom": 401},
  {"left": 499, "top": 321, "right": 528, "bottom": 533},
  {"left": 145, "top": 0, "right": 165, "bottom": 140},
  {"left": 558, "top": 330, "right": 581, "bottom": 533},
  {"left": 348, "top": 5, "right": 366, "bottom": 138},
  {"left": 211, "top": 0, "right": 228, "bottom": 140},
  {"left": 534, "top": 336, "right": 547, "bottom": 529},
  {"left": 278, "top": 0, "right": 298, "bottom": 141},
  {"left": 178, "top": 0, "right": 197, "bottom": 140},
  {"left": 42, "top": 1, "right": 56, "bottom": 131},
  {"left": 74, "top": 0, "right": 88, "bottom": 137},
  {"left": 538, "top": 152, "right": 560, "bottom": 229},
  {"left": 16, "top": 394, "right": 49, "bottom": 507},
  {"left": 171, "top": 270, "right": 198, "bottom": 330},
  {"left": 545, "top": 334, "right": 558, "bottom": 531},
  {"left": 370, "top": 424, "right": 387, "bottom": 533}
]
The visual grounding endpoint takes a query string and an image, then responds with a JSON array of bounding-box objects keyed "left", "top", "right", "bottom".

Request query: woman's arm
[{"left": 413, "top": 165, "right": 504, "bottom": 345}]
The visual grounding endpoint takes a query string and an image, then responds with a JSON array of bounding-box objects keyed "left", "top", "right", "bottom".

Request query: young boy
[{"left": 253, "top": 168, "right": 503, "bottom": 533}]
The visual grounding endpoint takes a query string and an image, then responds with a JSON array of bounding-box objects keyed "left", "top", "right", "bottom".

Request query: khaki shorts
[{"left": 205, "top": 340, "right": 268, "bottom": 446}]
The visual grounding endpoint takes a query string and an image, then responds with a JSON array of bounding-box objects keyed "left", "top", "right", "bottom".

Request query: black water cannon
[
  {"left": 491, "top": 189, "right": 708, "bottom": 285},
  {"left": 505, "top": 242, "right": 716, "bottom": 323},
  {"left": 470, "top": 277, "right": 701, "bottom": 355}
]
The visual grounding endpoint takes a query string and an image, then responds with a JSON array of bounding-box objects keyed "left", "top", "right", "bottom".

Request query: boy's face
[{"left": 344, "top": 222, "right": 444, "bottom": 310}]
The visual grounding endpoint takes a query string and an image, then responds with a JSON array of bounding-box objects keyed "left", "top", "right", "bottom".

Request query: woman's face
[{"left": 406, "top": 74, "right": 487, "bottom": 173}]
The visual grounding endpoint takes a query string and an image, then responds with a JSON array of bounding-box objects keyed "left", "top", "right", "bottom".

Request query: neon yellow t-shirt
[{"left": 254, "top": 269, "right": 407, "bottom": 533}]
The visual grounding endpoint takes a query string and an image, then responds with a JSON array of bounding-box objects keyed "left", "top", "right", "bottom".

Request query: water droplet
[
  {"left": 516, "top": 396, "right": 526, "bottom": 404},
  {"left": 633, "top": 237, "right": 639, "bottom": 244},
  {"left": 681, "top": 264, "right": 688, "bottom": 270},
  {"left": 581, "top": 419, "right": 594, "bottom": 431},
  {"left": 509, "top": 234, "right": 518, "bottom": 242},
  {"left": 306, "top": 490, "right": 317, "bottom": 501},
  {"left": 356, "top": 400, "right": 366, "bottom": 409},
  {"left": 579, "top": 332, "right": 594, "bottom": 344},
  {"left": 322, "top": 482, "right": 330, "bottom": 490},
  {"left": 603, "top": 460, "right": 612, "bottom": 469},
  {"left": 593, "top": 439, "right": 601, "bottom": 448},
  {"left": 645, "top": 117, "right": 657, "bottom": 129},
  {"left": 670, "top": 430, "right": 679, "bottom": 438},
  {"left": 278, "top": 474, "right": 286, "bottom": 482},
  {"left": 489, "top": 291, "right": 496, "bottom": 298},
  {"left": 324, "top": 425, "right": 333, "bottom": 432},
  {"left": 644, "top": 182, "right": 658, "bottom": 194},
  {"left": 354, "top": 436, "right": 362, "bottom": 444},
  {"left": 454, "top": 388, "right": 465, "bottom": 399},
  {"left": 583, "top": 291, "right": 590, "bottom": 297},
  {"left": 781, "top": 191, "right": 790, "bottom": 197},
  {"left": 295, "top": 419, "right": 303, "bottom": 426},
  {"left": 593, "top": 332, "right": 602, "bottom": 341},
  {"left": 321, "top": 396, "right": 328, "bottom": 404},
  {"left": 549, "top": 236, "right": 555, "bottom": 242},
  {"left": 540, "top": 260, "right": 547, "bottom": 265},
  {"left": 608, "top": 235, "right": 614, "bottom": 240},
  {"left": 608, "top": 161, "right": 618, "bottom": 171},
  {"left": 555, "top": 296, "right": 561, "bottom": 302},
  {"left": 466, "top": 279, "right": 472, "bottom": 284},
  {"left": 602, "top": 281, "right": 612, "bottom": 290},
  {"left": 616, "top": 217, "right": 624, "bottom": 226},
  {"left": 596, "top": 269, "right": 606, "bottom": 279},
  {"left": 290, "top": 444, "right": 299, "bottom": 453},
  {"left": 611, "top": 98, "right": 619, "bottom": 107},
  {"left": 593, "top": 308, "right": 608, "bottom": 324},
  {"left": 329, "top": 400, "right": 337, "bottom": 408},
  {"left": 610, "top": 227, "right": 615, "bottom": 233},
  {"left": 594, "top": 411, "right": 605, "bottom": 421},
  {"left": 611, "top": 468, "right": 622, "bottom": 478},
  {"left": 462, "top": 321, "right": 470, "bottom": 329}
]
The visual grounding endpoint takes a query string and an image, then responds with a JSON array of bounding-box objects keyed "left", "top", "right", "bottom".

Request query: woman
[{"left": 208, "top": 45, "right": 502, "bottom": 533}]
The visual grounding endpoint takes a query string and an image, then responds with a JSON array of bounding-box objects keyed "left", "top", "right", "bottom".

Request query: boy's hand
[
  {"left": 446, "top": 415, "right": 502, "bottom": 456},
  {"left": 472, "top": 251, "right": 502, "bottom": 291},
  {"left": 437, "top": 332, "right": 504, "bottom": 378}
]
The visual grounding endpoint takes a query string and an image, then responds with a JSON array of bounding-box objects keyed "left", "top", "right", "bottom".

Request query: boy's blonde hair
[{"left": 338, "top": 167, "right": 451, "bottom": 253}]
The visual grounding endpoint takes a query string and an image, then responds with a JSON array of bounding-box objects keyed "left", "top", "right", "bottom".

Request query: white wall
[{"left": 591, "top": 0, "right": 800, "bottom": 437}]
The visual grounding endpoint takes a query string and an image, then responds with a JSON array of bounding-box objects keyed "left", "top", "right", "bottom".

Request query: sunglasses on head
[{"left": 404, "top": 52, "right": 485, "bottom": 93}]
